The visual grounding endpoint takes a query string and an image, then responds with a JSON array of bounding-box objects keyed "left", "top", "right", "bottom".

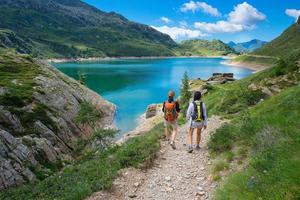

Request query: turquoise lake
[{"left": 53, "top": 57, "right": 253, "bottom": 135}]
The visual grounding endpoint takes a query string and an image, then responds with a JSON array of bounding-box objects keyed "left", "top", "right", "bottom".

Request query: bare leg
[
  {"left": 164, "top": 127, "right": 169, "bottom": 140},
  {"left": 196, "top": 128, "right": 202, "bottom": 146},
  {"left": 188, "top": 128, "right": 194, "bottom": 147},
  {"left": 171, "top": 127, "right": 177, "bottom": 143}
]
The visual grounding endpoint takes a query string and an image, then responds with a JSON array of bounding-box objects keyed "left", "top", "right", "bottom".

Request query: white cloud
[
  {"left": 228, "top": 2, "right": 266, "bottom": 26},
  {"left": 151, "top": 25, "right": 207, "bottom": 40},
  {"left": 285, "top": 9, "right": 300, "bottom": 22},
  {"left": 179, "top": 20, "right": 188, "bottom": 28},
  {"left": 194, "top": 21, "right": 248, "bottom": 33},
  {"left": 180, "top": 1, "right": 221, "bottom": 17},
  {"left": 194, "top": 2, "right": 266, "bottom": 33},
  {"left": 160, "top": 16, "right": 171, "bottom": 24}
]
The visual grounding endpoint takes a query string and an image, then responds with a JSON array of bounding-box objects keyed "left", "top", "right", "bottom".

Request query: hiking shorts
[
  {"left": 164, "top": 119, "right": 178, "bottom": 129},
  {"left": 189, "top": 120, "right": 204, "bottom": 129}
]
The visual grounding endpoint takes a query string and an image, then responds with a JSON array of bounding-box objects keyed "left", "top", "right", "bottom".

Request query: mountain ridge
[
  {"left": 0, "top": 0, "right": 177, "bottom": 58},
  {"left": 228, "top": 39, "right": 267, "bottom": 53}
]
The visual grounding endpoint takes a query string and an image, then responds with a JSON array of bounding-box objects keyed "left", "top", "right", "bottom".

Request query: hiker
[
  {"left": 162, "top": 90, "right": 180, "bottom": 149},
  {"left": 186, "top": 91, "right": 207, "bottom": 153}
]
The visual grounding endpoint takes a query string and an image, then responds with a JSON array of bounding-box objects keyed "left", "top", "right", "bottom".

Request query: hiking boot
[
  {"left": 187, "top": 146, "right": 193, "bottom": 153},
  {"left": 170, "top": 142, "right": 176, "bottom": 150},
  {"left": 195, "top": 145, "right": 201, "bottom": 150}
]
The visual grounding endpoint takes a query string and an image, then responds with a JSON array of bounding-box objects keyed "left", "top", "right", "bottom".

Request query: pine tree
[
  {"left": 79, "top": 73, "right": 86, "bottom": 85},
  {"left": 180, "top": 71, "right": 192, "bottom": 116}
]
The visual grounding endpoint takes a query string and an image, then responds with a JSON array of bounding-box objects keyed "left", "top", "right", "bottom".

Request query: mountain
[
  {"left": 0, "top": 52, "right": 115, "bottom": 189},
  {"left": 253, "top": 17, "right": 300, "bottom": 58},
  {"left": 228, "top": 39, "right": 267, "bottom": 53},
  {"left": 179, "top": 39, "right": 236, "bottom": 56},
  {"left": 0, "top": 0, "right": 177, "bottom": 58}
]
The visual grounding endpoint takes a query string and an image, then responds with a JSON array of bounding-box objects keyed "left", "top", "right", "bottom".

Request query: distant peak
[{"left": 297, "top": 16, "right": 300, "bottom": 25}]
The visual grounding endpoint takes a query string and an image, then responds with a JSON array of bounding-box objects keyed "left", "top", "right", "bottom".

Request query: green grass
[
  {"left": 0, "top": 123, "right": 164, "bottom": 200},
  {"left": 204, "top": 51, "right": 300, "bottom": 199},
  {"left": 208, "top": 80, "right": 300, "bottom": 199},
  {"left": 0, "top": 53, "right": 41, "bottom": 106},
  {"left": 232, "top": 55, "right": 278, "bottom": 66},
  {"left": 204, "top": 56, "right": 299, "bottom": 116}
]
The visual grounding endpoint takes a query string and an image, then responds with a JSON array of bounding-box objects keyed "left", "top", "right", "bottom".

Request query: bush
[
  {"left": 208, "top": 124, "right": 235, "bottom": 154},
  {"left": 74, "top": 102, "right": 102, "bottom": 126}
]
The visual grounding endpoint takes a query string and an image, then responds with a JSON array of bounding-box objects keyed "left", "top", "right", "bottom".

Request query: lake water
[{"left": 53, "top": 57, "right": 253, "bottom": 135}]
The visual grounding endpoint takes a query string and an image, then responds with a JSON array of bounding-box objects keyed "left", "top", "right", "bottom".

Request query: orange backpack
[{"left": 164, "top": 101, "right": 178, "bottom": 122}]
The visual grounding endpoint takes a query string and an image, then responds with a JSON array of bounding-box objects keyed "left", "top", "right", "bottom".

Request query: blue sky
[{"left": 83, "top": 0, "right": 300, "bottom": 43}]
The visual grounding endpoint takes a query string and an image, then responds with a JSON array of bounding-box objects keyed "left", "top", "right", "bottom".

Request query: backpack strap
[{"left": 200, "top": 101, "right": 205, "bottom": 120}]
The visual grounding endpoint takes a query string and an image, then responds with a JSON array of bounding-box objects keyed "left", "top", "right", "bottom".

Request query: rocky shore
[{"left": 0, "top": 55, "right": 116, "bottom": 189}]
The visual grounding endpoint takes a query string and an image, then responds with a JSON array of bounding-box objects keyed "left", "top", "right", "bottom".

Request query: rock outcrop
[
  {"left": 145, "top": 104, "right": 157, "bottom": 119},
  {"left": 0, "top": 54, "right": 115, "bottom": 189}
]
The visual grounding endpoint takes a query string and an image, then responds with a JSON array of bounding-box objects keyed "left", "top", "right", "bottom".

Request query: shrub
[
  {"left": 74, "top": 102, "right": 102, "bottom": 127},
  {"left": 212, "top": 160, "right": 229, "bottom": 173},
  {"left": 208, "top": 124, "right": 235, "bottom": 154}
]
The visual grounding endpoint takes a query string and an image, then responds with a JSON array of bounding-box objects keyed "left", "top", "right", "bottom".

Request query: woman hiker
[
  {"left": 162, "top": 90, "right": 180, "bottom": 149},
  {"left": 186, "top": 91, "right": 207, "bottom": 153}
]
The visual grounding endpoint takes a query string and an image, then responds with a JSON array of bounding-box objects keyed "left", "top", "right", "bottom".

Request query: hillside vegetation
[
  {"left": 178, "top": 39, "right": 236, "bottom": 56},
  {"left": 0, "top": 0, "right": 177, "bottom": 58},
  {"left": 253, "top": 18, "right": 300, "bottom": 58},
  {"left": 230, "top": 55, "right": 278, "bottom": 67},
  {"left": 230, "top": 19, "right": 299, "bottom": 66},
  {"left": 203, "top": 51, "right": 300, "bottom": 199}
]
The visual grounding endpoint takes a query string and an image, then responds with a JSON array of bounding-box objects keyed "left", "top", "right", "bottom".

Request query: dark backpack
[{"left": 191, "top": 101, "right": 204, "bottom": 122}]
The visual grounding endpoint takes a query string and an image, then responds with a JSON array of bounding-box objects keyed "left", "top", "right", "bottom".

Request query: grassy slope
[
  {"left": 230, "top": 55, "right": 278, "bottom": 67},
  {"left": 0, "top": 123, "right": 164, "bottom": 200},
  {"left": 178, "top": 39, "right": 236, "bottom": 56},
  {"left": 204, "top": 54, "right": 300, "bottom": 199},
  {"left": 253, "top": 23, "right": 300, "bottom": 58},
  {"left": 231, "top": 22, "right": 300, "bottom": 66}
]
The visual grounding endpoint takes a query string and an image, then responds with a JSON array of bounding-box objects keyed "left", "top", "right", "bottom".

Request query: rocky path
[{"left": 87, "top": 116, "right": 225, "bottom": 200}]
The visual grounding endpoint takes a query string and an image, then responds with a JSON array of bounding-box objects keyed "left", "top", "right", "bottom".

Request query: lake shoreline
[
  {"left": 45, "top": 55, "right": 233, "bottom": 63},
  {"left": 222, "top": 60, "right": 271, "bottom": 72}
]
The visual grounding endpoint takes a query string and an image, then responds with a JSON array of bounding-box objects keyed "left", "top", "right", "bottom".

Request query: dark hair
[{"left": 194, "top": 91, "right": 202, "bottom": 101}]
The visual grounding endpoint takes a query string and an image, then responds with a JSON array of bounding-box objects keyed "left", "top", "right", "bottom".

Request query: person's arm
[
  {"left": 202, "top": 102, "right": 208, "bottom": 128},
  {"left": 162, "top": 102, "right": 165, "bottom": 112},
  {"left": 186, "top": 103, "right": 193, "bottom": 120}
]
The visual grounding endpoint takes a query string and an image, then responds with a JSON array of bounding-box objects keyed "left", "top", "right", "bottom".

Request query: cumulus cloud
[
  {"left": 151, "top": 25, "right": 207, "bottom": 40},
  {"left": 194, "top": 21, "right": 247, "bottom": 33},
  {"left": 180, "top": 1, "right": 221, "bottom": 17},
  {"left": 228, "top": 2, "right": 266, "bottom": 26},
  {"left": 285, "top": 9, "right": 300, "bottom": 22},
  {"left": 160, "top": 17, "right": 171, "bottom": 24},
  {"left": 194, "top": 2, "right": 266, "bottom": 33}
]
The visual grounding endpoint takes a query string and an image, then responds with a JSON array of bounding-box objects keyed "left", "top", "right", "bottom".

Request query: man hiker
[
  {"left": 162, "top": 90, "right": 180, "bottom": 149},
  {"left": 186, "top": 91, "right": 207, "bottom": 153}
]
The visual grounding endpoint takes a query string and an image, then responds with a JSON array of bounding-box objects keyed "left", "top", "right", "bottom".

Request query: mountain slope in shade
[
  {"left": 253, "top": 17, "right": 300, "bottom": 58},
  {"left": 179, "top": 39, "right": 236, "bottom": 56},
  {"left": 0, "top": 0, "right": 177, "bottom": 58},
  {"left": 228, "top": 39, "right": 267, "bottom": 53}
]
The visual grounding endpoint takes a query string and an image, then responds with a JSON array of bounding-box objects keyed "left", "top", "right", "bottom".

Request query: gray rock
[
  {"left": 0, "top": 129, "right": 38, "bottom": 189},
  {"left": 145, "top": 104, "right": 157, "bottom": 119},
  {"left": 0, "top": 59, "right": 116, "bottom": 190}
]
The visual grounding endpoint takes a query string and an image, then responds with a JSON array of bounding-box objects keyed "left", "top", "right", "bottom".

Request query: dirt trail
[{"left": 87, "top": 116, "right": 225, "bottom": 200}]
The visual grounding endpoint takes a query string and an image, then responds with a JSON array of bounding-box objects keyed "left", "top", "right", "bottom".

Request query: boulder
[{"left": 146, "top": 104, "right": 157, "bottom": 119}]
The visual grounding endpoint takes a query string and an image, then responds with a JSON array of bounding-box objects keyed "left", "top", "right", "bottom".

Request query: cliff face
[{"left": 0, "top": 53, "right": 115, "bottom": 189}]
